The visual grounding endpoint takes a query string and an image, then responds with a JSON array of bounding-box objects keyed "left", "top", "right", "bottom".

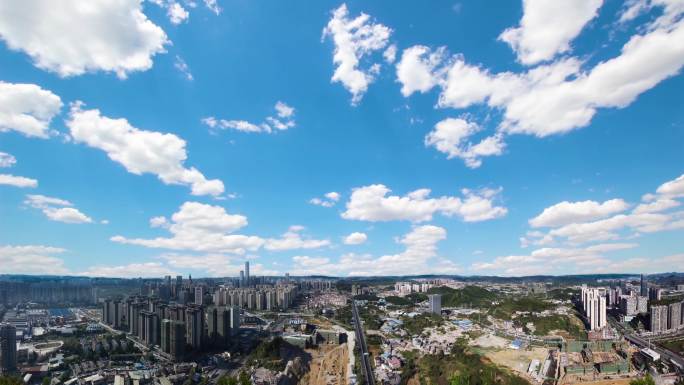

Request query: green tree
[
  {"left": 238, "top": 371, "right": 251, "bottom": 385},
  {"left": 630, "top": 374, "right": 656, "bottom": 385},
  {"left": 216, "top": 376, "right": 238, "bottom": 385},
  {"left": 0, "top": 377, "right": 24, "bottom": 385}
]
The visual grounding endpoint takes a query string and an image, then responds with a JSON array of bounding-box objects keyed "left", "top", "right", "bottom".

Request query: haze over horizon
[{"left": 1, "top": 0, "right": 684, "bottom": 279}]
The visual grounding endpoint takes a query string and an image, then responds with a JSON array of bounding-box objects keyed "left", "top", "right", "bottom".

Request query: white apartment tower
[{"left": 581, "top": 286, "right": 607, "bottom": 330}]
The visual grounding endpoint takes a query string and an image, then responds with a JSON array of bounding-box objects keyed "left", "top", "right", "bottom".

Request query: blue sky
[{"left": 0, "top": 0, "right": 683, "bottom": 277}]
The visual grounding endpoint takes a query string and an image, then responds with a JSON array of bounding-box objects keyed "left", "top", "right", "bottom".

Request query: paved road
[
  {"left": 610, "top": 317, "right": 684, "bottom": 369},
  {"left": 352, "top": 300, "right": 375, "bottom": 385},
  {"left": 624, "top": 333, "right": 684, "bottom": 368}
]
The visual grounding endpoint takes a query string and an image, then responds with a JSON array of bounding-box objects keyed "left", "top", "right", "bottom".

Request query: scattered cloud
[
  {"left": 0, "top": 174, "right": 38, "bottom": 188},
  {"left": 202, "top": 101, "right": 296, "bottom": 134},
  {"left": 24, "top": 194, "right": 93, "bottom": 224},
  {"left": 174, "top": 55, "right": 193, "bottom": 80},
  {"left": 67, "top": 102, "right": 225, "bottom": 196},
  {"left": 0, "top": 81, "right": 62, "bottom": 138},
  {"left": 0, "top": 245, "right": 70, "bottom": 275},
  {"left": 112, "top": 201, "right": 262, "bottom": 254},
  {"left": 529, "top": 199, "right": 629, "bottom": 228},
  {"left": 167, "top": 2, "right": 189, "bottom": 25},
  {"left": 0, "top": 0, "right": 169, "bottom": 78},
  {"left": 471, "top": 242, "right": 638, "bottom": 276},
  {"left": 397, "top": 1, "right": 684, "bottom": 167},
  {"left": 265, "top": 226, "right": 330, "bottom": 251},
  {"left": 343, "top": 232, "right": 367, "bottom": 245},
  {"left": 522, "top": 173, "right": 684, "bottom": 247},
  {"left": 383, "top": 44, "right": 397, "bottom": 64},
  {"left": 161, "top": 253, "right": 280, "bottom": 277},
  {"left": 79, "top": 262, "right": 178, "bottom": 278},
  {"left": 309, "top": 191, "right": 341, "bottom": 207},
  {"left": 322, "top": 4, "right": 392, "bottom": 104},
  {"left": 424, "top": 118, "right": 505, "bottom": 168},
  {"left": 342, "top": 184, "right": 507, "bottom": 222},
  {"left": 499, "top": 0, "right": 604, "bottom": 65},
  {"left": 291, "top": 225, "right": 459, "bottom": 276},
  {"left": 204, "top": 0, "right": 221, "bottom": 15},
  {"left": 0, "top": 152, "right": 16, "bottom": 168},
  {"left": 396, "top": 45, "right": 446, "bottom": 97}
]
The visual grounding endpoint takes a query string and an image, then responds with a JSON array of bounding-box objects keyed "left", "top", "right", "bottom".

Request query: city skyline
[{"left": 1, "top": 0, "right": 684, "bottom": 278}]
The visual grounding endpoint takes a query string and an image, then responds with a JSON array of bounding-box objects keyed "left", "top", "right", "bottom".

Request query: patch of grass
[{"left": 658, "top": 338, "right": 684, "bottom": 355}]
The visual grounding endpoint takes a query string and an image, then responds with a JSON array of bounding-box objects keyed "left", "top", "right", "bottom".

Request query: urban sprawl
[{"left": 1, "top": 270, "right": 684, "bottom": 385}]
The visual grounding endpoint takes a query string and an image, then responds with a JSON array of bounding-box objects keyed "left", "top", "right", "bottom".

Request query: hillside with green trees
[
  {"left": 246, "top": 337, "right": 309, "bottom": 372},
  {"left": 489, "top": 296, "right": 555, "bottom": 319},
  {"left": 426, "top": 286, "right": 496, "bottom": 308},
  {"left": 413, "top": 338, "right": 530, "bottom": 385},
  {"left": 0, "top": 377, "right": 23, "bottom": 385},
  {"left": 401, "top": 314, "right": 443, "bottom": 336},
  {"left": 385, "top": 293, "right": 427, "bottom": 306},
  {"left": 514, "top": 314, "right": 586, "bottom": 338}
]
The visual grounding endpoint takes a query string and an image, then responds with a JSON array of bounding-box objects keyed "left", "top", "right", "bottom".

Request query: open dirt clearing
[{"left": 300, "top": 343, "right": 348, "bottom": 385}]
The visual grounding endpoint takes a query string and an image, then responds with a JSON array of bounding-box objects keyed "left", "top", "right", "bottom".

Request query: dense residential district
[{"left": 1, "top": 269, "right": 684, "bottom": 385}]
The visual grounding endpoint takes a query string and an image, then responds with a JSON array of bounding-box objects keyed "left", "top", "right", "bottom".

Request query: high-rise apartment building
[
  {"left": 194, "top": 286, "right": 203, "bottom": 306},
  {"left": 649, "top": 287, "right": 663, "bottom": 301},
  {"left": 428, "top": 294, "right": 441, "bottom": 315},
  {"left": 620, "top": 295, "right": 637, "bottom": 316},
  {"left": 185, "top": 306, "right": 204, "bottom": 349},
  {"left": 207, "top": 306, "right": 232, "bottom": 348},
  {"left": 581, "top": 287, "right": 606, "bottom": 330},
  {"left": 230, "top": 305, "right": 240, "bottom": 336},
  {"left": 161, "top": 319, "right": 185, "bottom": 361},
  {"left": 668, "top": 302, "right": 682, "bottom": 330},
  {"left": 650, "top": 305, "right": 669, "bottom": 333},
  {"left": 0, "top": 324, "right": 17, "bottom": 374}
]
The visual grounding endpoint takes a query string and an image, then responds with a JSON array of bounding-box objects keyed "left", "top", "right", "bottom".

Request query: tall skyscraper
[
  {"left": 640, "top": 274, "right": 648, "bottom": 297},
  {"left": 428, "top": 294, "right": 441, "bottom": 315},
  {"left": 239, "top": 270, "right": 244, "bottom": 287},
  {"left": 0, "top": 324, "right": 17, "bottom": 374},
  {"left": 245, "top": 261, "right": 250, "bottom": 286}
]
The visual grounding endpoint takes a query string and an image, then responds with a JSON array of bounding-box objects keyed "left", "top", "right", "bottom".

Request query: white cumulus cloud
[
  {"left": 112, "top": 201, "right": 263, "bottom": 254},
  {"left": 67, "top": 102, "right": 224, "bottom": 197},
  {"left": 0, "top": 0, "right": 169, "bottom": 78},
  {"left": 0, "top": 152, "right": 17, "bottom": 168},
  {"left": 24, "top": 194, "right": 93, "bottom": 224},
  {"left": 499, "top": 0, "right": 604, "bottom": 65},
  {"left": 342, "top": 184, "right": 507, "bottom": 223},
  {"left": 0, "top": 81, "right": 62, "bottom": 138},
  {"left": 0, "top": 174, "right": 38, "bottom": 188},
  {"left": 265, "top": 226, "right": 330, "bottom": 251},
  {"left": 343, "top": 232, "right": 367, "bottom": 245},
  {"left": 0, "top": 245, "right": 70, "bottom": 275},
  {"left": 203, "top": 101, "right": 296, "bottom": 134},
  {"left": 322, "top": 4, "right": 392, "bottom": 104}
]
